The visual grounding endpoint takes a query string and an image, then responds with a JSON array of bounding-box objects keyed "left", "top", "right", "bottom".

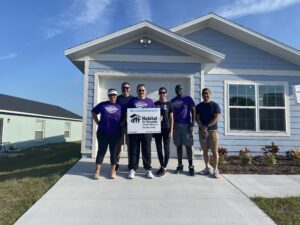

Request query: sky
[{"left": 1, "top": 0, "right": 300, "bottom": 116}]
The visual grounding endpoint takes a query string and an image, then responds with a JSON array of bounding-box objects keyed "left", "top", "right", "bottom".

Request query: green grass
[
  {"left": 0, "top": 142, "right": 81, "bottom": 225},
  {"left": 252, "top": 197, "right": 300, "bottom": 225}
]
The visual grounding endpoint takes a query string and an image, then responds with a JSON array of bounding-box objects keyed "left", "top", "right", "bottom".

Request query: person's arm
[
  {"left": 189, "top": 105, "right": 196, "bottom": 133},
  {"left": 196, "top": 111, "right": 208, "bottom": 137},
  {"left": 169, "top": 112, "right": 174, "bottom": 138},
  {"left": 92, "top": 112, "right": 99, "bottom": 125},
  {"left": 208, "top": 113, "right": 221, "bottom": 128}
]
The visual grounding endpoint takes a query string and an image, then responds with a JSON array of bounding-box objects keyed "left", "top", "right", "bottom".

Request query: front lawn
[
  {"left": 0, "top": 142, "right": 81, "bottom": 225},
  {"left": 252, "top": 196, "right": 300, "bottom": 225}
]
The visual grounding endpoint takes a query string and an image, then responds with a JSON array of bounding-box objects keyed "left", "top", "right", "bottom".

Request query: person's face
[
  {"left": 202, "top": 91, "right": 211, "bottom": 102},
  {"left": 108, "top": 94, "right": 117, "bottom": 103},
  {"left": 137, "top": 86, "right": 146, "bottom": 98},
  {"left": 175, "top": 87, "right": 183, "bottom": 96},
  {"left": 121, "top": 84, "right": 130, "bottom": 96},
  {"left": 159, "top": 89, "right": 167, "bottom": 99}
]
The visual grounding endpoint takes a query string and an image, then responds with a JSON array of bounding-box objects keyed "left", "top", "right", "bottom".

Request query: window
[
  {"left": 64, "top": 122, "right": 71, "bottom": 138},
  {"left": 226, "top": 81, "right": 288, "bottom": 135},
  {"left": 35, "top": 120, "right": 45, "bottom": 141}
]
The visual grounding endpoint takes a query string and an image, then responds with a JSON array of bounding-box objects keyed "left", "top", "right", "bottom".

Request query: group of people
[{"left": 92, "top": 82, "right": 221, "bottom": 180}]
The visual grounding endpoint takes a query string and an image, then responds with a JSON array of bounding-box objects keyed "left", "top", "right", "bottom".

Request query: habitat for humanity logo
[
  {"left": 105, "top": 105, "right": 118, "bottom": 114},
  {"left": 130, "top": 114, "right": 141, "bottom": 123}
]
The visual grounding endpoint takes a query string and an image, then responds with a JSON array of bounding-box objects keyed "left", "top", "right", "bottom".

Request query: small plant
[
  {"left": 239, "top": 147, "right": 252, "bottom": 166},
  {"left": 265, "top": 153, "right": 277, "bottom": 166},
  {"left": 218, "top": 147, "right": 228, "bottom": 165},
  {"left": 286, "top": 148, "right": 300, "bottom": 165},
  {"left": 261, "top": 142, "right": 279, "bottom": 156},
  {"left": 262, "top": 142, "right": 278, "bottom": 166}
]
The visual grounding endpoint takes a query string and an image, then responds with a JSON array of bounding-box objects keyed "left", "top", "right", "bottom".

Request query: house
[
  {"left": 0, "top": 94, "right": 82, "bottom": 150},
  {"left": 65, "top": 13, "right": 300, "bottom": 157}
]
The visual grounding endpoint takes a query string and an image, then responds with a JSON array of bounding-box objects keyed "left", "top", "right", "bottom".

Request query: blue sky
[{"left": 1, "top": 0, "right": 300, "bottom": 116}]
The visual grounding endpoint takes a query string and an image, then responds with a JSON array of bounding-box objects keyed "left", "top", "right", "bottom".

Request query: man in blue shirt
[{"left": 196, "top": 88, "right": 221, "bottom": 178}]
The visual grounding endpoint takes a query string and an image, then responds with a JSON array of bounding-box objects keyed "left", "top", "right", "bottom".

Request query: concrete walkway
[{"left": 14, "top": 156, "right": 294, "bottom": 225}]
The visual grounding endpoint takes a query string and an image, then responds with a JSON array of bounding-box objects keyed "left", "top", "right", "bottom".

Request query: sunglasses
[
  {"left": 138, "top": 89, "right": 145, "bottom": 92},
  {"left": 122, "top": 87, "right": 130, "bottom": 89},
  {"left": 108, "top": 94, "right": 117, "bottom": 97},
  {"left": 159, "top": 91, "right": 167, "bottom": 94}
]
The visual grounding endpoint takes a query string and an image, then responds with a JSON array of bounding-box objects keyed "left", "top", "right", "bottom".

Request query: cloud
[
  {"left": 133, "top": 0, "right": 152, "bottom": 21},
  {"left": 43, "top": 0, "right": 113, "bottom": 39},
  {"left": 0, "top": 53, "right": 18, "bottom": 61},
  {"left": 217, "top": 0, "right": 300, "bottom": 19}
]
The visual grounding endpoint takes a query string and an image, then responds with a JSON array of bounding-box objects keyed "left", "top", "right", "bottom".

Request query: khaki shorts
[
  {"left": 199, "top": 130, "right": 218, "bottom": 153},
  {"left": 173, "top": 123, "right": 194, "bottom": 147}
]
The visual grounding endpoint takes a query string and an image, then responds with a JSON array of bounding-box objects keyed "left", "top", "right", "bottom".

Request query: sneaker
[
  {"left": 175, "top": 165, "right": 184, "bottom": 174},
  {"left": 128, "top": 169, "right": 135, "bottom": 179},
  {"left": 94, "top": 171, "right": 100, "bottom": 180},
  {"left": 199, "top": 167, "right": 211, "bottom": 175},
  {"left": 115, "top": 164, "right": 120, "bottom": 171},
  {"left": 155, "top": 167, "right": 163, "bottom": 176},
  {"left": 213, "top": 169, "right": 220, "bottom": 178},
  {"left": 146, "top": 170, "right": 154, "bottom": 179},
  {"left": 111, "top": 170, "right": 117, "bottom": 179},
  {"left": 189, "top": 165, "right": 195, "bottom": 176}
]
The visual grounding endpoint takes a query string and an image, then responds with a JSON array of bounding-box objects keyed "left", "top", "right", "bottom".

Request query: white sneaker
[
  {"left": 128, "top": 169, "right": 135, "bottom": 179},
  {"left": 146, "top": 170, "right": 154, "bottom": 179},
  {"left": 213, "top": 169, "right": 220, "bottom": 178}
]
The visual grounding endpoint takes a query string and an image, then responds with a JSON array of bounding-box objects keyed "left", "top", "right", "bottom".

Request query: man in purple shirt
[
  {"left": 92, "top": 89, "right": 122, "bottom": 180},
  {"left": 171, "top": 84, "right": 196, "bottom": 176},
  {"left": 127, "top": 84, "right": 155, "bottom": 179}
]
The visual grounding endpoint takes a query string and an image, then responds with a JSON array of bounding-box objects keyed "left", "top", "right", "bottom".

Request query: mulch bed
[{"left": 217, "top": 155, "right": 300, "bottom": 174}]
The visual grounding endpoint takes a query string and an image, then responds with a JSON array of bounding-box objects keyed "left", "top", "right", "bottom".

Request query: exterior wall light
[{"left": 140, "top": 38, "right": 152, "bottom": 47}]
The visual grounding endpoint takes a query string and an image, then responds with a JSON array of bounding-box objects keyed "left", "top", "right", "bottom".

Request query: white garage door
[{"left": 97, "top": 75, "right": 191, "bottom": 158}]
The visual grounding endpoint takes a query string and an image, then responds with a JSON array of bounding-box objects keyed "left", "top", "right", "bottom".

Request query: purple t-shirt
[
  {"left": 126, "top": 97, "right": 155, "bottom": 109},
  {"left": 171, "top": 95, "right": 195, "bottom": 124},
  {"left": 91, "top": 101, "right": 122, "bottom": 135}
]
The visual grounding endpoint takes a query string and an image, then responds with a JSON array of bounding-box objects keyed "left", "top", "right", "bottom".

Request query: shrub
[
  {"left": 265, "top": 153, "right": 277, "bottom": 166},
  {"left": 286, "top": 148, "right": 300, "bottom": 166},
  {"left": 239, "top": 147, "right": 252, "bottom": 166},
  {"left": 218, "top": 147, "right": 228, "bottom": 165},
  {"left": 261, "top": 142, "right": 279, "bottom": 156}
]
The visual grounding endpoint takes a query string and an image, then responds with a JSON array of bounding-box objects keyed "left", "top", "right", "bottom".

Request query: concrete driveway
[{"left": 14, "top": 156, "right": 276, "bottom": 225}]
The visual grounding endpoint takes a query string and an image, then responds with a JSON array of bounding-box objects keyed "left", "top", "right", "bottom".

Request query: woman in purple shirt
[{"left": 92, "top": 89, "right": 122, "bottom": 180}]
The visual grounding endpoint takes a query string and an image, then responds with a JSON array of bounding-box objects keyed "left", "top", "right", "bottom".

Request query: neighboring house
[
  {"left": 65, "top": 13, "right": 300, "bottom": 157},
  {"left": 0, "top": 94, "right": 82, "bottom": 150}
]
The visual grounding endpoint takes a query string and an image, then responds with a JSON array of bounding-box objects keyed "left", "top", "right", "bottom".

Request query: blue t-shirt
[
  {"left": 126, "top": 97, "right": 155, "bottom": 109},
  {"left": 170, "top": 95, "right": 195, "bottom": 124},
  {"left": 196, "top": 101, "right": 221, "bottom": 131},
  {"left": 91, "top": 101, "right": 122, "bottom": 135}
]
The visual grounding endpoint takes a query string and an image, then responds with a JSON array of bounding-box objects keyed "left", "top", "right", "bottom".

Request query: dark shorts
[{"left": 173, "top": 123, "right": 194, "bottom": 147}]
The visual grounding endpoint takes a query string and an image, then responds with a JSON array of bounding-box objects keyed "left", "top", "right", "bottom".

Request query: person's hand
[
  {"left": 169, "top": 130, "right": 173, "bottom": 138},
  {"left": 189, "top": 125, "right": 194, "bottom": 133},
  {"left": 201, "top": 127, "right": 208, "bottom": 136}
]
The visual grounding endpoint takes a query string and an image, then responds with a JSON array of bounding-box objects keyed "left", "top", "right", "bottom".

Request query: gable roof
[
  {"left": 65, "top": 21, "right": 225, "bottom": 72},
  {"left": 171, "top": 13, "right": 300, "bottom": 67},
  {"left": 0, "top": 94, "right": 82, "bottom": 121}
]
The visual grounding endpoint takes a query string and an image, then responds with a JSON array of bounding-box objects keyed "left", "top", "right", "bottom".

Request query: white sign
[{"left": 127, "top": 108, "right": 161, "bottom": 134}]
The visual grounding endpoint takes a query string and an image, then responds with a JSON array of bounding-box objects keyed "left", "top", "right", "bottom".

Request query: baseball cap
[{"left": 107, "top": 89, "right": 118, "bottom": 96}]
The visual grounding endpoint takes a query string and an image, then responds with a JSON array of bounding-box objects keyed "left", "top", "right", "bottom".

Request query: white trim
[
  {"left": 91, "top": 71, "right": 197, "bottom": 156},
  {"left": 65, "top": 21, "right": 225, "bottom": 64},
  {"left": 0, "top": 110, "right": 82, "bottom": 122},
  {"left": 81, "top": 58, "right": 89, "bottom": 154},
  {"left": 90, "top": 54, "right": 203, "bottom": 63},
  {"left": 207, "top": 68, "right": 300, "bottom": 76},
  {"left": 294, "top": 85, "right": 300, "bottom": 105},
  {"left": 224, "top": 80, "right": 290, "bottom": 136},
  {"left": 200, "top": 65, "right": 205, "bottom": 94},
  {"left": 91, "top": 74, "right": 99, "bottom": 158}
]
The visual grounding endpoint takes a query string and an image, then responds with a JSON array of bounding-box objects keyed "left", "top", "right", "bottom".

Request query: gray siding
[
  {"left": 185, "top": 28, "right": 300, "bottom": 71},
  {"left": 201, "top": 74, "right": 300, "bottom": 153},
  {"left": 84, "top": 75, "right": 95, "bottom": 150},
  {"left": 102, "top": 39, "right": 189, "bottom": 56}
]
